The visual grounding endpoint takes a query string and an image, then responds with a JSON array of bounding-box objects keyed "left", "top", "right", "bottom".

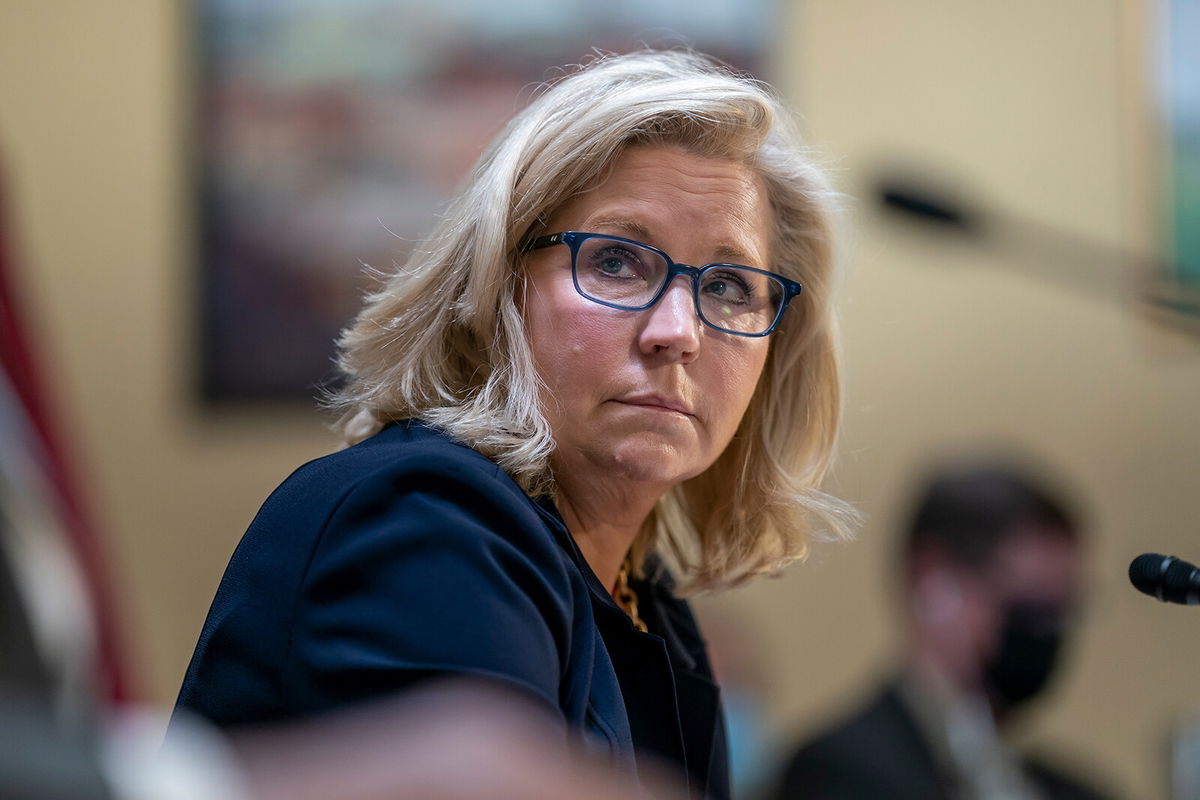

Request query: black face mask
[{"left": 983, "top": 601, "right": 1067, "bottom": 717}]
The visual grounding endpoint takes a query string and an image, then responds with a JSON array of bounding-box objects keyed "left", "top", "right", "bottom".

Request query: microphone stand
[{"left": 876, "top": 176, "right": 1200, "bottom": 338}]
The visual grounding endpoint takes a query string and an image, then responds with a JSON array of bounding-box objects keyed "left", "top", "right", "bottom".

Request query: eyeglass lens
[{"left": 573, "top": 235, "right": 783, "bottom": 335}]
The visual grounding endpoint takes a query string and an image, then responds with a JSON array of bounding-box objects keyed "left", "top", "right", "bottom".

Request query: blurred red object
[{"left": 0, "top": 173, "right": 132, "bottom": 702}]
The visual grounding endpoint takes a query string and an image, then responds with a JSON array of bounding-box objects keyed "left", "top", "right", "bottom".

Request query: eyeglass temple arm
[{"left": 520, "top": 233, "right": 565, "bottom": 252}]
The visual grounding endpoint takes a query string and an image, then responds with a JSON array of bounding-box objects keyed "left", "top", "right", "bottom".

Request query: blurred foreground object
[
  {"left": 775, "top": 459, "right": 1117, "bottom": 800},
  {"left": 231, "top": 682, "right": 683, "bottom": 800}
]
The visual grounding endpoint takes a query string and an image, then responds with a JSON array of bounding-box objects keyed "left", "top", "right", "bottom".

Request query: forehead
[{"left": 542, "top": 145, "right": 773, "bottom": 265}]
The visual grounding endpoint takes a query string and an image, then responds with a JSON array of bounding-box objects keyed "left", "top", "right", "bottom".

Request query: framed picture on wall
[{"left": 196, "top": 0, "right": 774, "bottom": 403}]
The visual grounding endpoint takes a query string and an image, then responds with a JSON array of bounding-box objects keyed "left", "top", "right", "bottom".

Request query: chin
[{"left": 605, "top": 437, "right": 709, "bottom": 486}]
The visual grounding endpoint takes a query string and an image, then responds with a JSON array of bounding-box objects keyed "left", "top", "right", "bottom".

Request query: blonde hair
[{"left": 330, "top": 50, "right": 856, "bottom": 591}]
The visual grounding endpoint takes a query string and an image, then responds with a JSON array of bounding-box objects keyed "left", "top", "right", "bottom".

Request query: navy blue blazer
[{"left": 175, "top": 420, "right": 729, "bottom": 799}]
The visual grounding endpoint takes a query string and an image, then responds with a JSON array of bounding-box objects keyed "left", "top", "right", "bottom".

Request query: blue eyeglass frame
[{"left": 520, "top": 230, "right": 802, "bottom": 337}]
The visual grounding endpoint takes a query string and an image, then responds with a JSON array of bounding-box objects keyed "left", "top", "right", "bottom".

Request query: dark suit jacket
[
  {"left": 777, "top": 683, "right": 951, "bottom": 800},
  {"left": 775, "top": 679, "right": 1112, "bottom": 800},
  {"left": 174, "top": 419, "right": 728, "bottom": 799}
]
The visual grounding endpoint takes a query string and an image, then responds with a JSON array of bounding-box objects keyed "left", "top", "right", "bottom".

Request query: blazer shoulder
[
  {"left": 253, "top": 421, "right": 540, "bottom": 539},
  {"left": 284, "top": 421, "right": 512, "bottom": 496},
  {"left": 178, "top": 421, "right": 580, "bottom": 725}
]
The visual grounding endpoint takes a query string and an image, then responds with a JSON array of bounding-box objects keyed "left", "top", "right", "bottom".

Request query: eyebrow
[{"left": 587, "top": 216, "right": 762, "bottom": 267}]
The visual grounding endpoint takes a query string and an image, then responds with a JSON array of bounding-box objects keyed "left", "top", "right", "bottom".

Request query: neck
[
  {"left": 554, "top": 478, "right": 664, "bottom": 592},
  {"left": 908, "top": 643, "right": 989, "bottom": 716}
]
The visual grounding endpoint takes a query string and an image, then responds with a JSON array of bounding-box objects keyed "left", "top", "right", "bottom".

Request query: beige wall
[{"left": 2, "top": 2, "right": 1198, "bottom": 798}]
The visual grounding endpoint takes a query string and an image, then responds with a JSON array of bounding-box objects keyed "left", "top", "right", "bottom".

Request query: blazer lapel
[
  {"left": 532, "top": 499, "right": 725, "bottom": 798},
  {"left": 637, "top": 570, "right": 727, "bottom": 799}
]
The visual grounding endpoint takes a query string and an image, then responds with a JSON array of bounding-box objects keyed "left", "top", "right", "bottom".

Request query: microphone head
[
  {"left": 1129, "top": 553, "right": 1171, "bottom": 600},
  {"left": 1130, "top": 553, "right": 1200, "bottom": 605}
]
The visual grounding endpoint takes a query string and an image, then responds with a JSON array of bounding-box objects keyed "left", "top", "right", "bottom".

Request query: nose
[{"left": 638, "top": 276, "right": 700, "bottom": 361}]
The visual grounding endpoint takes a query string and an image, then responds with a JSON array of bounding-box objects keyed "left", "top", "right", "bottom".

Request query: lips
[{"left": 615, "top": 393, "right": 694, "bottom": 417}]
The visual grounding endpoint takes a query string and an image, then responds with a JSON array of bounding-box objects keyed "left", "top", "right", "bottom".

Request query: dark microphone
[
  {"left": 1129, "top": 553, "right": 1200, "bottom": 605},
  {"left": 879, "top": 182, "right": 978, "bottom": 233},
  {"left": 876, "top": 175, "right": 1200, "bottom": 324}
]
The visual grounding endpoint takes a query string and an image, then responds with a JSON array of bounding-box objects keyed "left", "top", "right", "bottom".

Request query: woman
[{"left": 175, "top": 50, "right": 854, "bottom": 799}]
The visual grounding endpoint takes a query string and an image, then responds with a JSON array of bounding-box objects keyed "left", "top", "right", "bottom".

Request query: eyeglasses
[{"left": 520, "top": 231, "right": 801, "bottom": 337}]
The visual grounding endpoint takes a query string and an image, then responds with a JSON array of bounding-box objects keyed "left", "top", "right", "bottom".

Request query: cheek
[
  {"left": 698, "top": 341, "right": 769, "bottom": 443},
  {"left": 526, "top": 275, "right": 577, "bottom": 357},
  {"left": 721, "top": 343, "right": 770, "bottom": 411},
  {"left": 527, "top": 287, "right": 626, "bottom": 392}
]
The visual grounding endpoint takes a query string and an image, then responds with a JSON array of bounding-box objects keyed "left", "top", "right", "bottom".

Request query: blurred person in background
[
  {"left": 775, "top": 461, "right": 1114, "bottom": 800},
  {"left": 173, "top": 49, "right": 855, "bottom": 800}
]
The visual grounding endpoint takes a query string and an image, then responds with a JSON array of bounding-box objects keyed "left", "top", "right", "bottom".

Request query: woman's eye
[
  {"left": 590, "top": 247, "right": 641, "bottom": 278},
  {"left": 599, "top": 256, "right": 631, "bottom": 275},
  {"left": 702, "top": 273, "right": 751, "bottom": 304}
]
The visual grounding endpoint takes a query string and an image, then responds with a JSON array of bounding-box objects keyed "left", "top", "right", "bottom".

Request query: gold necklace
[{"left": 614, "top": 556, "right": 648, "bottom": 633}]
